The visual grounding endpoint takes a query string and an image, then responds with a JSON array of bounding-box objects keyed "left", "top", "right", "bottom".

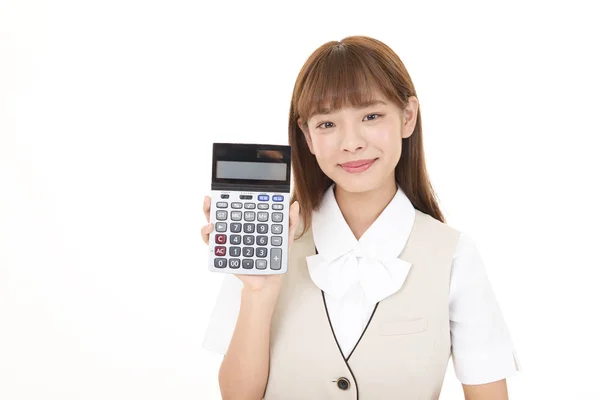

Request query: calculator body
[{"left": 208, "top": 142, "right": 292, "bottom": 275}]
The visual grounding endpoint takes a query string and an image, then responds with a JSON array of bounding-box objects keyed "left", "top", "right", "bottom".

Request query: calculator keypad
[{"left": 211, "top": 192, "right": 287, "bottom": 272}]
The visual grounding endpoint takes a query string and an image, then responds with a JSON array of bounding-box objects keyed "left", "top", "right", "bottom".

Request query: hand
[{"left": 201, "top": 195, "right": 301, "bottom": 294}]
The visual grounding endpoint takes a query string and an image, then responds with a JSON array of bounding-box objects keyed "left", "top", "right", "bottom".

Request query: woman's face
[{"left": 299, "top": 91, "right": 419, "bottom": 194}]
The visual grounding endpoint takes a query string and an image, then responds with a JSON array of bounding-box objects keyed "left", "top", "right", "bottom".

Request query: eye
[
  {"left": 316, "top": 121, "right": 334, "bottom": 129},
  {"left": 364, "top": 113, "right": 382, "bottom": 121}
]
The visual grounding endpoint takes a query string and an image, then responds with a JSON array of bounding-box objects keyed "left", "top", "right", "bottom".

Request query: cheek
[
  {"left": 372, "top": 129, "right": 401, "bottom": 152},
  {"left": 310, "top": 136, "right": 336, "bottom": 159}
]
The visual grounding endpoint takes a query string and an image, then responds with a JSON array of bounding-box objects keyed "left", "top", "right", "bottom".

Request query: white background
[{"left": 1, "top": 0, "right": 599, "bottom": 398}]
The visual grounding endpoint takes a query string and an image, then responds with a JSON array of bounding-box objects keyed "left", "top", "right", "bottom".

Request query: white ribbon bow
[{"left": 306, "top": 247, "right": 412, "bottom": 305}]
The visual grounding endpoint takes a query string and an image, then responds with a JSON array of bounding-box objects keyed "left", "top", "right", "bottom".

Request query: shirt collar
[
  {"left": 311, "top": 182, "right": 416, "bottom": 261},
  {"left": 306, "top": 183, "right": 416, "bottom": 304}
]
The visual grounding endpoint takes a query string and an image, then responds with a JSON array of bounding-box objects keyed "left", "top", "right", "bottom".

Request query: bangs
[{"left": 296, "top": 46, "right": 398, "bottom": 123}]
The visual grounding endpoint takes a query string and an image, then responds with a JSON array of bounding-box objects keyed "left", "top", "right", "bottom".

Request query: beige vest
[{"left": 263, "top": 209, "right": 461, "bottom": 400}]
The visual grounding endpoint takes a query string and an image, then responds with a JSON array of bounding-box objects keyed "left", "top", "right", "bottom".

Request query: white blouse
[{"left": 202, "top": 184, "right": 521, "bottom": 385}]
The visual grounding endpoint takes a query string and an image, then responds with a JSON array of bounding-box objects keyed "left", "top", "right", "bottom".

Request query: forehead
[{"left": 310, "top": 89, "right": 391, "bottom": 118}]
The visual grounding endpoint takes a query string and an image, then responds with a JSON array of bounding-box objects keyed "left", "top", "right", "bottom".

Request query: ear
[
  {"left": 401, "top": 96, "right": 419, "bottom": 139},
  {"left": 297, "top": 118, "right": 315, "bottom": 154}
]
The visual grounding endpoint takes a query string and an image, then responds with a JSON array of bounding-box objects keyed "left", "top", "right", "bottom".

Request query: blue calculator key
[
  {"left": 258, "top": 194, "right": 269, "bottom": 201},
  {"left": 273, "top": 195, "right": 284, "bottom": 202}
]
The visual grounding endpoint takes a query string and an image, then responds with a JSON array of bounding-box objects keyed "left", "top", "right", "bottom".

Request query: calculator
[{"left": 207, "top": 142, "right": 292, "bottom": 275}]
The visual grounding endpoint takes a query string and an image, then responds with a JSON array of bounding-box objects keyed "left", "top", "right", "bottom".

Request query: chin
[{"left": 332, "top": 179, "right": 382, "bottom": 194}]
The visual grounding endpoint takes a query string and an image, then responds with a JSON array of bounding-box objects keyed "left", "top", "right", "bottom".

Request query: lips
[
  {"left": 340, "top": 159, "right": 376, "bottom": 168},
  {"left": 339, "top": 158, "right": 377, "bottom": 173}
]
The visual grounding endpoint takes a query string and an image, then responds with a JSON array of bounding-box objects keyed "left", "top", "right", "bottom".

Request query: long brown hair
[{"left": 288, "top": 36, "right": 445, "bottom": 238}]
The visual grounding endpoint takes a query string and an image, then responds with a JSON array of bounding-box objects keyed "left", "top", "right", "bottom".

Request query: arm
[
  {"left": 450, "top": 234, "right": 520, "bottom": 394},
  {"left": 218, "top": 286, "right": 278, "bottom": 400},
  {"left": 463, "top": 378, "right": 508, "bottom": 400}
]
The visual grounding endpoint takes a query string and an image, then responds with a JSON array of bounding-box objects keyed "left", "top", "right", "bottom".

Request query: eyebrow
[{"left": 315, "top": 99, "right": 387, "bottom": 115}]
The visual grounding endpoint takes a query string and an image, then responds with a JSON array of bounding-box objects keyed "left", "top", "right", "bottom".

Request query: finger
[
  {"left": 290, "top": 201, "right": 299, "bottom": 226},
  {"left": 201, "top": 223, "right": 213, "bottom": 244},
  {"left": 201, "top": 225, "right": 208, "bottom": 244},
  {"left": 203, "top": 195, "right": 211, "bottom": 223},
  {"left": 288, "top": 201, "right": 300, "bottom": 241}
]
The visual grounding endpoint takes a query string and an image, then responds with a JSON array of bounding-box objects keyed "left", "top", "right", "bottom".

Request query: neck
[{"left": 333, "top": 176, "right": 397, "bottom": 240}]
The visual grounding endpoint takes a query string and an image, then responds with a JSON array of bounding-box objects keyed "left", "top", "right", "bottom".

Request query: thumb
[{"left": 289, "top": 201, "right": 300, "bottom": 234}]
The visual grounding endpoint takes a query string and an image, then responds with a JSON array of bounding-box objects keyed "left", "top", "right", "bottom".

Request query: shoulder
[
  {"left": 411, "top": 211, "right": 480, "bottom": 259},
  {"left": 450, "top": 231, "right": 490, "bottom": 281},
  {"left": 415, "top": 209, "right": 460, "bottom": 234},
  {"left": 454, "top": 231, "right": 479, "bottom": 259},
  {"left": 414, "top": 209, "right": 462, "bottom": 246}
]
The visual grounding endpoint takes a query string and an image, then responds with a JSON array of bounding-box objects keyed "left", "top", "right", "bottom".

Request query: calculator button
[
  {"left": 272, "top": 224, "right": 283, "bottom": 234},
  {"left": 257, "top": 203, "right": 269, "bottom": 210},
  {"left": 229, "top": 246, "right": 241, "bottom": 257},
  {"left": 231, "top": 202, "right": 243, "bottom": 209},
  {"left": 271, "top": 236, "right": 283, "bottom": 246},
  {"left": 215, "top": 246, "right": 226, "bottom": 256},
  {"left": 272, "top": 195, "right": 284, "bottom": 202},
  {"left": 231, "top": 211, "right": 242, "bottom": 221},
  {"left": 256, "top": 259, "right": 267, "bottom": 270},
  {"left": 270, "top": 248, "right": 282, "bottom": 270},
  {"left": 215, "top": 222, "right": 227, "bottom": 232},
  {"left": 214, "top": 258, "right": 227, "bottom": 268},
  {"left": 256, "top": 247, "right": 268, "bottom": 258},
  {"left": 244, "top": 203, "right": 256, "bottom": 209},
  {"left": 230, "top": 235, "right": 241, "bottom": 245},
  {"left": 257, "top": 224, "right": 269, "bottom": 234},
  {"left": 257, "top": 212, "right": 269, "bottom": 222},
  {"left": 216, "top": 202, "right": 228, "bottom": 208},
  {"left": 220, "top": 194, "right": 230, "bottom": 199},
  {"left": 258, "top": 194, "right": 269, "bottom": 201},
  {"left": 215, "top": 234, "right": 227, "bottom": 244},
  {"left": 272, "top": 212, "right": 283, "bottom": 223},
  {"left": 243, "top": 235, "right": 255, "bottom": 245},
  {"left": 216, "top": 210, "right": 228, "bottom": 220},
  {"left": 240, "top": 195, "right": 253, "bottom": 200},
  {"left": 272, "top": 204, "right": 284, "bottom": 210},
  {"left": 229, "top": 258, "right": 241, "bottom": 269},
  {"left": 243, "top": 224, "right": 255, "bottom": 234},
  {"left": 244, "top": 212, "right": 256, "bottom": 222},
  {"left": 243, "top": 247, "right": 254, "bottom": 257},
  {"left": 256, "top": 235, "right": 268, "bottom": 246},
  {"left": 242, "top": 259, "right": 254, "bottom": 269},
  {"left": 230, "top": 223, "right": 242, "bottom": 233}
]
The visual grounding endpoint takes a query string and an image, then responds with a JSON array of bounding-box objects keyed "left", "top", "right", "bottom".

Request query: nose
[{"left": 340, "top": 124, "right": 366, "bottom": 153}]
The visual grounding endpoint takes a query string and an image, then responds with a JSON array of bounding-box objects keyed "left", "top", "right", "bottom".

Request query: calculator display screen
[{"left": 216, "top": 161, "right": 287, "bottom": 181}]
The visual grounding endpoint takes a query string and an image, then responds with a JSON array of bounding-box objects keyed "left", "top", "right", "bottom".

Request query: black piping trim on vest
[
  {"left": 316, "top": 245, "right": 382, "bottom": 400},
  {"left": 346, "top": 301, "right": 379, "bottom": 361},
  {"left": 321, "top": 290, "right": 360, "bottom": 400}
]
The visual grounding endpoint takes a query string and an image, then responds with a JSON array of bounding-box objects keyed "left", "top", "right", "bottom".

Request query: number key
[
  {"left": 257, "top": 224, "right": 268, "bottom": 234},
  {"left": 256, "top": 247, "right": 268, "bottom": 258}
]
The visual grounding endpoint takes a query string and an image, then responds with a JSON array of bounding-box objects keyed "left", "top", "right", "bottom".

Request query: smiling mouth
[{"left": 339, "top": 158, "right": 377, "bottom": 173}]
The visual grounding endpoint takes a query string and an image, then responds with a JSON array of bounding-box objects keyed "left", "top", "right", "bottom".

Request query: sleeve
[
  {"left": 201, "top": 274, "right": 243, "bottom": 355},
  {"left": 449, "top": 232, "right": 522, "bottom": 385}
]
